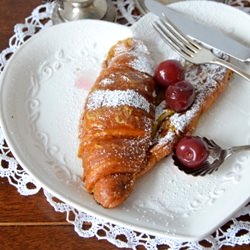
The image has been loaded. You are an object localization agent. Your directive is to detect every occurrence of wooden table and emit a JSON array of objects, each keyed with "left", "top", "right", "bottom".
[{"left": 0, "top": 1, "right": 249, "bottom": 249}]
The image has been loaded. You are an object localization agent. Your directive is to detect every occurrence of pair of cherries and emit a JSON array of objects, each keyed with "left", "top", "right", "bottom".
[
  {"left": 154, "top": 60, "right": 209, "bottom": 169},
  {"left": 154, "top": 60, "right": 195, "bottom": 112}
]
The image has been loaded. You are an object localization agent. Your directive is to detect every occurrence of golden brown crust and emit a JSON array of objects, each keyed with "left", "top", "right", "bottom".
[
  {"left": 93, "top": 173, "right": 134, "bottom": 208},
  {"left": 78, "top": 38, "right": 155, "bottom": 208}
]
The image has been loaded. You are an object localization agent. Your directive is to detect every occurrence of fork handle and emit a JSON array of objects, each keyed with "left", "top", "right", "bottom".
[
  {"left": 224, "top": 145, "right": 250, "bottom": 160},
  {"left": 213, "top": 58, "right": 250, "bottom": 82},
  {"left": 230, "top": 145, "right": 250, "bottom": 153}
]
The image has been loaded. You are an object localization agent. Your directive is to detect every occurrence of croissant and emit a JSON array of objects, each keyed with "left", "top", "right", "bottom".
[
  {"left": 78, "top": 38, "right": 156, "bottom": 208},
  {"left": 78, "top": 38, "right": 232, "bottom": 208}
]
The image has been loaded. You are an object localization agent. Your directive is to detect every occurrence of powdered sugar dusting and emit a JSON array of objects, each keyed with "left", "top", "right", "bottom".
[
  {"left": 155, "top": 62, "right": 229, "bottom": 145},
  {"left": 158, "top": 130, "right": 175, "bottom": 145},
  {"left": 129, "top": 40, "right": 155, "bottom": 75},
  {"left": 169, "top": 106, "right": 198, "bottom": 134},
  {"left": 86, "top": 89, "right": 150, "bottom": 113},
  {"left": 155, "top": 100, "right": 167, "bottom": 120},
  {"left": 129, "top": 56, "right": 154, "bottom": 77},
  {"left": 114, "top": 39, "right": 155, "bottom": 76},
  {"left": 100, "top": 78, "right": 115, "bottom": 86},
  {"left": 121, "top": 75, "right": 130, "bottom": 82}
]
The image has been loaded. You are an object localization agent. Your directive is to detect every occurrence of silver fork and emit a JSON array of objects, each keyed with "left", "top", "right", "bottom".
[
  {"left": 172, "top": 137, "right": 250, "bottom": 176},
  {"left": 153, "top": 18, "right": 250, "bottom": 82}
]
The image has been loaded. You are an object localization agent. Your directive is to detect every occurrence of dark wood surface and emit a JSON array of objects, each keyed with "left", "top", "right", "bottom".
[{"left": 0, "top": 1, "right": 249, "bottom": 249}]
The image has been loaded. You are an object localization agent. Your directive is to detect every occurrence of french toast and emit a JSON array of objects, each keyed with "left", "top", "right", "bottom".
[{"left": 78, "top": 38, "right": 232, "bottom": 208}]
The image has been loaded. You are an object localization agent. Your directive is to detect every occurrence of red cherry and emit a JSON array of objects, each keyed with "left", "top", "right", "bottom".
[
  {"left": 165, "top": 80, "right": 195, "bottom": 112},
  {"left": 154, "top": 60, "right": 185, "bottom": 87},
  {"left": 175, "top": 136, "right": 209, "bottom": 169}
]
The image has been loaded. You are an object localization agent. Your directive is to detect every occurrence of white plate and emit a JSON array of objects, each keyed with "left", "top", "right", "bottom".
[{"left": 1, "top": 1, "right": 250, "bottom": 241}]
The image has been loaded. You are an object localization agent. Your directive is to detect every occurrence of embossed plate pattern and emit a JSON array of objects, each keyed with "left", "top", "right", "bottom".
[{"left": 0, "top": 2, "right": 250, "bottom": 240}]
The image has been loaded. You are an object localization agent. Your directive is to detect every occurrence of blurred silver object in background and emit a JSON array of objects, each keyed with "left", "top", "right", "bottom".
[
  {"left": 135, "top": 0, "right": 182, "bottom": 14},
  {"left": 52, "top": 0, "right": 116, "bottom": 24},
  {"left": 135, "top": 0, "right": 229, "bottom": 15}
]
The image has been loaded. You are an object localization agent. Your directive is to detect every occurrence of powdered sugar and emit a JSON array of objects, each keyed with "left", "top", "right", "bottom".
[
  {"left": 158, "top": 130, "right": 175, "bottom": 145},
  {"left": 121, "top": 75, "right": 130, "bottom": 82},
  {"left": 169, "top": 106, "right": 198, "bottom": 134},
  {"left": 86, "top": 89, "right": 150, "bottom": 113},
  {"left": 155, "top": 62, "right": 228, "bottom": 146},
  {"left": 113, "top": 39, "right": 155, "bottom": 76},
  {"left": 155, "top": 100, "right": 167, "bottom": 120},
  {"left": 129, "top": 56, "right": 154, "bottom": 76},
  {"left": 100, "top": 78, "right": 115, "bottom": 86},
  {"left": 128, "top": 40, "right": 155, "bottom": 75}
]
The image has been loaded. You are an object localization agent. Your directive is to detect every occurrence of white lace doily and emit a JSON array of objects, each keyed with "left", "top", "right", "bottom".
[{"left": 0, "top": 1, "right": 250, "bottom": 249}]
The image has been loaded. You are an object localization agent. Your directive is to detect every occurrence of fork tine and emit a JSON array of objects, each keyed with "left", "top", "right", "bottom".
[
  {"left": 152, "top": 21, "right": 186, "bottom": 56},
  {"left": 153, "top": 20, "right": 194, "bottom": 58},
  {"left": 159, "top": 18, "right": 200, "bottom": 53}
]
